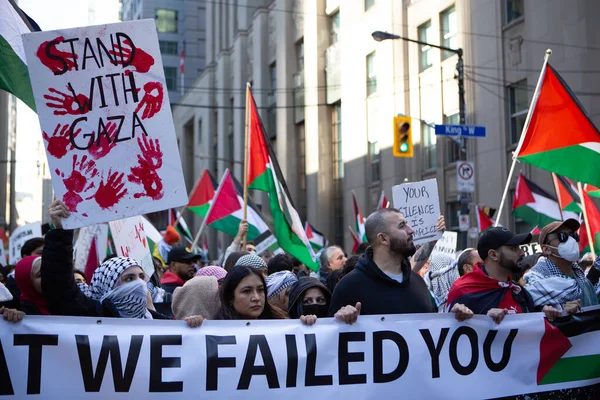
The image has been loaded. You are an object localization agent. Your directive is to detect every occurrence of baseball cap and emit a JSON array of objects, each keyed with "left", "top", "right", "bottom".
[
  {"left": 539, "top": 218, "right": 580, "bottom": 245},
  {"left": 167, "top": 246, "right": 199, "bottom": 264},
  {"left": 477, "top": 227, "right": 532, "bottom": 260}
]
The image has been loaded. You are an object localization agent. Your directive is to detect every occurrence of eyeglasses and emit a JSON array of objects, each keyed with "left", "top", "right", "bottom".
[{"left": 546, "top": 231, "right": 579, "bottom": 244}]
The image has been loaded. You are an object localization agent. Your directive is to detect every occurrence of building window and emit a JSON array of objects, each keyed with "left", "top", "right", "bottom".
[
  {"left": 268, "top": 63, "right": 277, "bottom": 139},
  {"left": 505, "top": 0, "right": 524, "bottom": 24},
  {"left": 332, "top": 104, "right": 343, "bottom": 180},
  {"left": 423, "top": 123, "right": 437, "bottom": 170},
  {"left": 508, "top": 80, "right": 528, "bottom": 145},
  {"left": 418, "top": 20, "right": 433, "bottom": 72},
  {"left": 369, "top": 141, "right": 380, "bottom": 182},
  {"left": 159, "top": 41, "right": 178, "bottom": 55},
  {"left": 155, "top": 9, "right": 178, "bottom": 33},
  {"left": 365, "top": 0, "right": 375, "bottom": 11},
  {"left": 440, "top": 6, "right": 457, "bottom": 59},
  {"left": 329, "top": 11, "right": 340, "bottom": 45},
  {"left": 164, "top": 66, "right": 177, "bottom": 91},
  {"left": 366, "top": 51, "right": 377, "bottom": 96},
  {"left": 445, "top": 113, "right": 461, "bottom": 164},
  {"left": 296, "top": 40, "right": 304, "bottom": 72},
  {"left": 447, "top": 202, "right": 467, "bottom": 250}
]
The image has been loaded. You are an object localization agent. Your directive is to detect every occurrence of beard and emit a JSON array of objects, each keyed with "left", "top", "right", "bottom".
[
  {"left": 498, "top": 251, "right": 522, "bottom": 274},
  {"left": 390, "top": 235, "right": 417, "bottom": 258}
]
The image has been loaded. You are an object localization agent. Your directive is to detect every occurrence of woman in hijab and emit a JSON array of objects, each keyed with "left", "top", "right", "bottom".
[
  {"left": 196, "top": 265, "right": 228, "bottom": 285},
  {"left": 172, "top": 276, "right": 221, "bottom": 320},
  {"left": 14, "top": 256, "right": 48, "bottom": 315},
  {"left": 42, "top": 200, "right": 203, "bottom": 326},
  {"left": 424, "top": 252, "right": 460, "bottom": 312}
]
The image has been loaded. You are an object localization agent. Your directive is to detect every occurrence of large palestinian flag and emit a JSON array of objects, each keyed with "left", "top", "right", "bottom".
[
  {"left": 188, "top": 169, "right": 218, "bottom": 218},
  {"left": 515, "top": 62, "right": 600, "bottom": 188},
  {"left": 552, "top": 173, "right": 581, "bottom": 213},
  {"left": 475, "top": 205, "right": 495, "bottom": 232},
  {"left": 246, "top": 87, "right": 318, "bottom": 270},
  {"left": 512, "top": 173, "right": 579, "bottom": 227},
  {"left": 204, "top": 169, "right": 270, "bottom": 241},
  {"left": 305, "top": 222, "right": 327, "bottom": 251},
  {"left": 0, "top": 0, "right": 38, "bottom": 110},
  {"left": 578, "top": 190, "right": 600, "bottom": 255},
  {"left": 585, "top": 184, "right": 600, "bottom": 199}
]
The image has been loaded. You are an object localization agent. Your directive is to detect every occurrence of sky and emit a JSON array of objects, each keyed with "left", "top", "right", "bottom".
[{"left": 14, "top": 0, "right": 120, "bottom": 223}]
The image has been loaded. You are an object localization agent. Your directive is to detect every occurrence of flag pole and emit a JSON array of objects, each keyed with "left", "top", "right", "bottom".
[
  {"left": 577, "top": 182, "right": 596, "bottom": 259},
  {"left": 495, "top": 49, "right": 553, "bottom": 226},
  {"left": 550, "top": 173, "right": 565, "bottom": 221},
  {"left": 242, "top": 83, "right": 251, "bottom": 249}
]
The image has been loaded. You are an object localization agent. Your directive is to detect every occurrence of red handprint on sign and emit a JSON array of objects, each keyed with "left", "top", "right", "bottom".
[
  {"left": 42, "top": 123, "right": 81, "bottom": 159},
  {"left": 55, "top": 154, "right": 98, "bottom": 212},
  {"left": 135, "top": 82, "right": 164, "bottom": 120},
  {"left": 127, "top": 137, "right": 164, "bottom": 200},
  {"left": 109, "top": 39, "right": 155, "bottom": 74},
  {"left": 88, "top": 122, "right": 118, "bottom": 160},
  {"left": 35, "top": 36, "right": 78, "bottom": 75},
  {"left": 91, "top": 169, "right": 128, "bottom": 210},
  {"left": 44, "top": 87, "right": 91, "bottom": 116}
]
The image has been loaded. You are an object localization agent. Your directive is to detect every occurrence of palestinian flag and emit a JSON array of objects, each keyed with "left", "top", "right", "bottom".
[
  {"left": 584, "top": 184, "right": 600, "bottom": 199},
  {"left": 377, "top": 191, "right": 390, "bottom": 209},
  {"left": 476, "top": 205, "right": 495, "bottom": 232},
  {"left": 352, "top": 191, "right": 367, "bottom": 242},
  {"left": 512, "top": 173, "right": 579, "bottom": 227},
  {"left": 349, "top": 226, "right": 361, "bottom": 254},
  {"left": 142, "top": 216, "right": 163, "bottom": 254},
  {"left": 0, "top": 0, "right": 38, "bottom": 110},
  {"left": 83, "top": 237, "right": 99, "bottom": 283},
  {"left": 515, "top": 62, "right": 600, "bottom": 188},
  {"left": 169, "top": 208, "right": 193, "bottom": 244},
  {"left": 188, "top": 169, "right": 218, "bottom": 218},
  {"left": 246, "top": 87, "right": 318, "bottom": 270},
  {"left": 578, "top": 190, "right": 600, "bottom": 255},
  {"left": 305, "top": 222, "right": 326, "bottom": 250},
  {"left": 530, "top": 226, "right": 541, "bottom": 235},
  {"left": 205, "top": 168, "right": 270, "bottom": 241},
  {"left": 552, "top": 173, "right": 581, "bottom": 213}
]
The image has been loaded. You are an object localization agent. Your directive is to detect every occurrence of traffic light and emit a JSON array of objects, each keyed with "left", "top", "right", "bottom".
[{"left": 393, "top": 116, "right": 413, "bottom": 158}]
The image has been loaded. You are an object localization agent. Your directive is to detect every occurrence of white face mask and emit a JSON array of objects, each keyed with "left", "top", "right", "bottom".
[{"left": 548, "top": 236, "right": 580, "bottom": 263}]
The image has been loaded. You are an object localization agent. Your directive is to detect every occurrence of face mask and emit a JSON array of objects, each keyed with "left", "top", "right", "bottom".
[
  {"left": 302, "top": 304, "right": 329, "bottom": 318},
  {"left": 548, "top": 236, "right": 580, "bottom": 263},
  {"left": 101, "top": 279, "right": 149, "bottom": 319}
]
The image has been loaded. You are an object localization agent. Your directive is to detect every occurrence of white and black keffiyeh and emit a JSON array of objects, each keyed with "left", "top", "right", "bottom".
[
  {"left": 425, "top": 253, "right": 459, "bottom": 311},
  {"left": 101, "top": 279, "right": 152, "bottom": 319},
  {"left": 235, "top": 254, "right": 267, "bottom": 269},
  {"left": 266, "top": 271, "right": 298, "bottom": 298},
  {"left": 89, "top": 257, "right": 140, "bottom": 301}
]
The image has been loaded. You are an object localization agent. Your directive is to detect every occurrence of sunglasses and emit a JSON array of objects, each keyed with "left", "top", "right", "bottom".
[{"left": 545, "top": 231, "right": 579, "bottom": 244}]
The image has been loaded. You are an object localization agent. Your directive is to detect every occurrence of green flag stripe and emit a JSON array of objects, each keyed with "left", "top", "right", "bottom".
[
  {"left": 539, "top": 355, "right": 600, "bottom": 385},
  {"left": 188, "top": 204, "right": 210, "bottom": 217},
  {"left": 513, "top": 206, "right": 559, "bottom": 228},
  {"left": 248, "top": 169, "right": 271, "bottom": 192},
  {"left": 210, "top": 215, "right": 263, "bottom": 240},
  {"left": 0, "top": 35, "right": 35, "bottom": 111}
]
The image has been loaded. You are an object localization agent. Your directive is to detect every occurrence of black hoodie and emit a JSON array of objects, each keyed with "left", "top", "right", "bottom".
[
  {"left": 328, "top": 248, "right": 436, "bottom": 316},
  {"left": 288, "top": 277, "right": 332, "bottom": 319}
]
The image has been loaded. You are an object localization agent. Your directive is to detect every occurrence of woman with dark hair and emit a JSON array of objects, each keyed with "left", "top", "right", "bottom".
[
  {"left": 216, "top": 266, "right": 286, "bottom": 320},
  {"left": 223, "top": 251, "right": 250, "bottom": 273}
]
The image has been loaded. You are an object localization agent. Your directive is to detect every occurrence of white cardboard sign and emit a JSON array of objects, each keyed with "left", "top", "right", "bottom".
[
  {"left": 8, "top": 222, "right": 42, "bottom": 264},
  {"left": 520, "top": 242, "right": 542, "bottom": 257},
  {"left": 431, "top": 231, "right": 458, "bottom": 258},
  {"left": 0, "top": 240, "right": 7, "bottom": 266},
  {"left": 22, "top": 20, "right": 187, "bottom": 229},
  {"left": 109, "top": 216, "right": 154, "bottom": 277},
  {"left": 74, "top": 224, "right": 109, "bottom": 272},
  {"left": 392, "top": 178, "right": 442, "bottom": 245}
]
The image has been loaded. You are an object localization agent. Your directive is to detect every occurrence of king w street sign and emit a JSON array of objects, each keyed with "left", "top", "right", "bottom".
[{"left": 435, "top": 124, "right": 486, "bottom": 138}]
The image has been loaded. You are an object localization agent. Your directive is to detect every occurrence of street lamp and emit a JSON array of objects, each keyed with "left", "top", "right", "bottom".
[{"left": 371, "top": 31, "right": 465, "bottom": 126}]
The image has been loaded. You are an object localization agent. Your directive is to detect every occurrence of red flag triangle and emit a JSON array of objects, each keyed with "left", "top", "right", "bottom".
[
  {"left": 84, "top": 236, "right": 99, "bottom": 283},
  {"left": 513, "top": 174, "right": 536, "bottom": 210},
  {"left": 205, "top": 170, "right": 242, "bottom": 225},
  {"left": 188, "top": 169, "right": 216, "bottom": 208}
]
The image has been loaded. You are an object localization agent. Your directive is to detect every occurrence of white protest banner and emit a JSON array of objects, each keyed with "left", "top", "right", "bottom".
[
  {"left": 22, "top": 20, "right": 187, "bottom": 229},
  {"left": 431, "top": 231, "right": 457, "bottom": 258},
  {"left": 74, "top": 224, "right": 109, "bottom": 271},
  {"left": 1, "top": 312, "right": 599, "bottom": 399},
  {"left": 0, "top": 240, "right": 6, "bottom": 266},
  {"left": 8, "top": 222, "right": 42, "bottom": 264},
  {"left": 392, "top": 178, "right": 442, "bottom": 245},
  {"left": 520, "top": 242, "right": 542, "bottom": 257},
  {"left": 109, "top": 216, "right": 153, "bottom": 277}
]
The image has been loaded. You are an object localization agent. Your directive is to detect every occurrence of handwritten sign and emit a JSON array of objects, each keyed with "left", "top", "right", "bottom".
[
  {"left": 0, "top": 240, "right": 6, "bottom": 266},
  {"left": 109, "top": 216, "right": 154, "bottom": 277},
  {"left": 74, "top": 224, "right": 109, "bottom": 272},
  {"left": 431, "top": 231, "right": 458, "bottom": 258},
  {"left": 392, "top": 178, "right": 442, "bottom": 245},
  {"left": 22, "top": 20, "right": 187, "bottom": 229},
  {"left": 8, "top": 222, "right": 42, "bottom": 264}
]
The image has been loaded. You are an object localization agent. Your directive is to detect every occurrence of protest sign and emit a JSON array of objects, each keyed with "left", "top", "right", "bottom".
[
  {"left": 0, "top": 239, "right": 6, "bottom": 266},
  {"left": 109, "top": 216, "right": 153, "bottom": 277},
  {"left": 392, "top": 178, "right": 442, "bottom": 245},
  {"left": 22, "top": 20, "right": 188, "bottom": 229},
  {"left": 520, "top": 242, "right": 542, "bottom": 257},
  {"left": 430, "top": 231, "right": 458, "bottom": 259},
  {"left": 1, "top": 312, "right": 599, "bottom": 399},
  {"left": 8, "top": 222, "right": 42, "bottom": 264},
  {"left": 74, "top": 224, "right": 109, "bottom": 272}
]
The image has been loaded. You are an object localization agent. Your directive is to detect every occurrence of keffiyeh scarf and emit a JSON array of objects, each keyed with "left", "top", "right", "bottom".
[
  {"left": 266, "top": 271, "right": 298, "bottom": 298},
  {"left": 424, "top": 253, "right": 460, "bottom": 310}
]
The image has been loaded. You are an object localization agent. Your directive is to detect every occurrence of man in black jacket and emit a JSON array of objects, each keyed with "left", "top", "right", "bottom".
[{"left": 329, "top": 208, "right": 472, "bottom": 319}]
